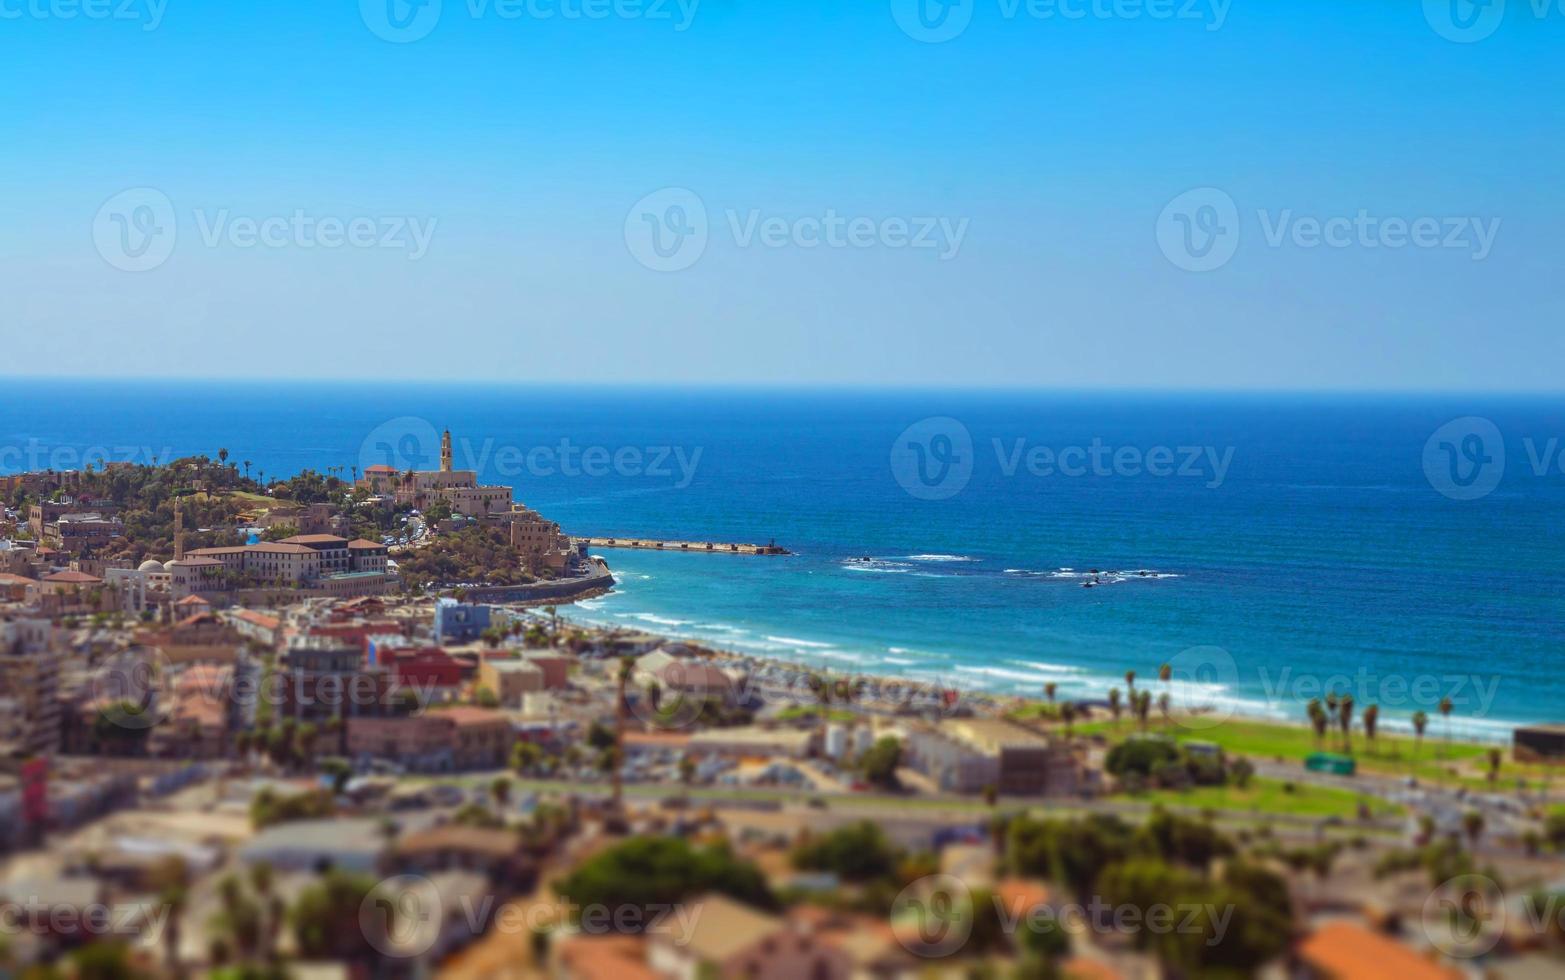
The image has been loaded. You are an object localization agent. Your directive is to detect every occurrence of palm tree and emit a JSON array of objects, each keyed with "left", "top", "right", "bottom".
[
  {"left": 1060, "top": 702, "right": 1077, "bottom": 742},
  {"left": 218, "top": 448, "right": 229, "bottom": 466},
  {"left": 1338, "top": 694, "right": 1355, "bottom": 754},
  {"left": 151, "top": 857, "right": 190, "bottom": 978},
  {"left": 810, "top": 671, "right": 834, "bottom": 744},
  {"left": 1108, "top": 688, "right": 1123, "bottom": 726},
  {"left": 1362, "top": 704, "right": 1379, "bottom": 753},
  {"left": 1043, "top": 682, "right": 1057, "bottom": 707},
  {"left": 1134, "top": 690, "right": 1152, "bottom": 733},
  {"left": 1439, "top": 697, "right": 1454, "bottom": 756},
  {"left": 678, "top": 755, "right": 696, "bottom": 805},
  {"left": 1486, "top": 748, "right": 1502, "bottom": 786},
  {"left": 491, "top": 776, "right": 513, "bottom": 812},
  {"left": 1157, "top": 692, "right": 1171, "bottom": 729},
  {"left": 248, "top": 861, "right": 278, "bottom": 959},
  {"left": 613, "top": 656, "right": 633, "bottom": 814},
  {"left": 242, "top": 460, "right": 251, "bottom": 480},
  {"left": 1307, "top": 699, "right": 1328, "bottom": 748},
  {"left": 1411, "top": 710, "right": 1429, "bottom": 762},
  {"left": 1125, "top": 670, "right": 1136, "bottom": 698},
  {"left": 1462, "top": 810, "right": 1485, "bottom": 849}
]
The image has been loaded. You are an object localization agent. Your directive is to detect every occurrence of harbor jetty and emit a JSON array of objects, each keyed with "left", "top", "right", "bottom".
[{"left": 578, "top": 536, "right": 791, "bottom": 556}]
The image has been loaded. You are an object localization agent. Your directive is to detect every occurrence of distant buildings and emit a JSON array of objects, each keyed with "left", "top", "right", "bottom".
[
  {"left": 167, "top": 533, "right": 391, "bottom": 601},
  {"left": 358, "top": 428, "right": 511, "bottom": 518},
  {"left": 28, "top": 500, "right": 124, "bottom": 554},
  {"left": 358, "top": 428, "right": 579, "bottom": 575}
]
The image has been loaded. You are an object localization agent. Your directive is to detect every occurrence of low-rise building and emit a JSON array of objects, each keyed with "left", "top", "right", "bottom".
[
  {"left": 168, "top": 534, "right": 392, "bottom": 601},
  {"left": 688, "top": 726, "right": 815, "bottom": 759},
  {"left": 479, "top": 658, "right": 545, "bottom": 707},
  {"left": 346, "top": 707, "right": 511, "bottom": 772},
  {"left": 0, "top": 616, "right": 60, "bottom": 758},
  {"left": 907, "top": 718, "right": 1076, "bottom": 796},
  {"left": 434, "top": 598, "right": 491, "bottom": 644},
  {"left": 240, "top": 817, "right": 388, "bottom": 874},
  {"left": 647, "top": 893, "right": 851, "bottom": 980}
]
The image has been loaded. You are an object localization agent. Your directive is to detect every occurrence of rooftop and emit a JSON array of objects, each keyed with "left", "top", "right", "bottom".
[
  {"left": 662, "top": 894, "right": 782, "bottom": 960},
  {"left": 1296, "top": 922, "right": 1462, "bottom": 980},
  {"left": 42, "top": 570, "right": 102, "bottom": 584}
]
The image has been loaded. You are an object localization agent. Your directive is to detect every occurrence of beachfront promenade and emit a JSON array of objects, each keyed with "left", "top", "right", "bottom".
[{"left": 577, "top": 536, "right": 791, "bottom": 555}]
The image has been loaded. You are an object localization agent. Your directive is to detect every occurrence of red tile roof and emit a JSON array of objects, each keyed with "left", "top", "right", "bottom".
[
  {"left": 43, "top": 570, "right": 102, "bottom": 584},
  {"left": 1297, "top": 922, "right": 1463, "bottom": 980},
  {"left": 233, "top": 610, "right": 281, "bottom": 631}
]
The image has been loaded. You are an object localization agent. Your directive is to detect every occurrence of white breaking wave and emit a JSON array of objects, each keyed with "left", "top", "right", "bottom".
[
  {"left": 630, "top": 613, "right": 692, "bottom": 627},
  {"left": 907, "top": 554, "right": 977, "bottom": 562},
  {"left": 1007, "top": 660, "right": 1086, "bottom": 675},
  {"left": 764, "top": 635, "right": 835, "bottom": 650}
]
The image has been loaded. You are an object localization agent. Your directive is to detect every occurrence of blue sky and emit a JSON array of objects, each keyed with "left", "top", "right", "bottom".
[{"left": 0, "top": 1, "right": 1560, "bottom": 388}]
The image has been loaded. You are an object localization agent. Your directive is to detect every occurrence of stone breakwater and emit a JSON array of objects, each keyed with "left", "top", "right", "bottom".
[
  {"left": 576, "top": 536, "right": 790, "bottom": 555},
  {"left": 456, "top": 558, "right": 616, "bottom": 605}
]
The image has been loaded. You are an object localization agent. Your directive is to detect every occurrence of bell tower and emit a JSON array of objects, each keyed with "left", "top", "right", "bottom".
[{"left": 440, "top": 428, "right": 453, "bottom": 473}]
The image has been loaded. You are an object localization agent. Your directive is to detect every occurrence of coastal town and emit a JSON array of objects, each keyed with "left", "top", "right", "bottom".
[{"left": 1, "top": 439, "right": 1563, "bottom": 980}]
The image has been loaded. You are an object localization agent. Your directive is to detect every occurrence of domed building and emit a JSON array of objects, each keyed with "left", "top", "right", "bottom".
[{"left": 137, "top": 559, "right": 166, "bottom": 574}]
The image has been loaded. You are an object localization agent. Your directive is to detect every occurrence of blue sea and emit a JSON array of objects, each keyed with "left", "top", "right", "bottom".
[{"left": 3, "top": 381, "right": 1562, "bottom": 740}]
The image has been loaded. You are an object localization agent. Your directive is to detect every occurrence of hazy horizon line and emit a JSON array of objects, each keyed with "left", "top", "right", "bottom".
[{"left": 0, "top": 374, "right": 1561, "bottom": 399}]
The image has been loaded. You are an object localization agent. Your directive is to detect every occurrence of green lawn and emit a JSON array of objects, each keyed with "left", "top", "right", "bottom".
[
  {"left": 1115, "top": 777, "right": 1403, "bottom": 821},
  {"left": 1073, "top": 718, "right": 1530, "bottom": 790},
  {"left": 774, "top": 705, "right": 858, "bottom": 724}
]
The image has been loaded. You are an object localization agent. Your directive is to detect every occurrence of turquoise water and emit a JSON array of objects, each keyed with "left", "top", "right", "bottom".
[{"left": 4, "top": 381, "right": 1561, "bottom": 738}]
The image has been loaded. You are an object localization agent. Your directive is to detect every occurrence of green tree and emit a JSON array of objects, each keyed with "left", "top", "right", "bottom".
[
  {"left": 555, "top": 837, "right": 773, "bottom": 927},
  {"left": 859, "top": 736, "right": 902, "bottom": 789},
  {"left": 792, "top": 821, "right": 901, "bottom": 883},
  {"left": 291, "top": 871, "right": 384, "bottom": 963}
]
